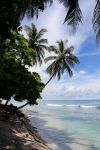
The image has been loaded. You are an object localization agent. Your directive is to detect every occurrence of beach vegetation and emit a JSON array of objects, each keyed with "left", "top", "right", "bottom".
[
  {"left": 45, "top": 40, "right": 79, "bottom": 85},
  {"left": 25, "top": 23, "right": 48, "bottom": 65},
  {"left": 0, "top": 0, "right": 82, "bottom": 110},
  {"left": 0, "top": 31, "right": 44, "bottom": 109},
  {"left": 0, "top": 1, "right": 100, "bottom": 44}
]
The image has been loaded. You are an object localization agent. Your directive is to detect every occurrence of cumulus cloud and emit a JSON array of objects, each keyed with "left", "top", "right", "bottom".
[
  {"left": 42, "top": 70, "right": 100, "bottom": 100},
  {"left": 22, "top": 0, "right": 99, "bottom": 100},
  {"left": 33, "top": 0, "right": 95, "bottom": 52}
]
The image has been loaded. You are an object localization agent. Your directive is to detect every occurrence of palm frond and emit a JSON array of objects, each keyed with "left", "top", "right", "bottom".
[
  {"left": 25, "top": 0, "right": 53, "bottom": 18},
  {"left": 25, "top": 24, "right": 37, "bottom": 38},
  {"left": 25, "top": 23, "right": 48, "bottom": 66},
  {"left": 46, "top": 61, "right": 57, "bottom": 76},
  {"left": 63, "top": 60, "right": 73, "bottom": 77},
  {"left": 38, "top": 44, "right": 48, "bottom": 50},
  {"left": 38, "top": 39, "right": 48, "bottom": 44},
  {"left": 48, "top": 45, "right": 59, "bottom": 54},
  {"left": 35, "top": 29, "right": 47, "bottom": 41},
  {"left": 56, "top": 40, "right": 65, "bottom": 53},
  {"left": 60, "top": 0, "right": 82, "bottom": 32},
  {"left": 64, "top": 46, "right": 74, "bottom": 55},
  {"left": 93, "top": 0, "right": 100, "bottom": 44},
  {"left": 66, "top": 54, "right": 80, "bottom": 67},
  {"left": 45, "top": 56, "right": 57, "bottom": 63}
]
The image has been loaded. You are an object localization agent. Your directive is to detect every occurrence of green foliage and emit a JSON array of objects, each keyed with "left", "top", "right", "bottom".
[
  {"left": 25, "top": 23, "right": 48, "bottom": 65},
  {"left": 59, "top": 0, "right": 100, "bottom": 43},
  {"left": 2, "top": 32, "right": 36, "bottom": 66},
  {"left": 0, "top": 31, "right": 44, "bottom": 106},
  {"left": 0, "top": 0, "right": 100, "bottom": 44},
  {"left": 0, "top": 0, "right": 52, "bottom": 41},
  {"left": 0, "top": 1, "right": 80, "bottom": 108},
  {"left": 0, "top": 53, "right": 44, "bottom": 105},
  {"left": 45, "top": 40, "right": 79, "bottom": 81}
]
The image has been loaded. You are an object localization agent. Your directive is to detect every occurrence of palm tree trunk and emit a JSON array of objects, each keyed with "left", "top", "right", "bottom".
[
  {"left": 17, "top": 102, "right": 29, "bottom": 110},
  {"left": 5, "top": 99, "right": 10, "bottom": 105},
  {"left": 45, "top": 74, "right": 55, "bottom": 86}
]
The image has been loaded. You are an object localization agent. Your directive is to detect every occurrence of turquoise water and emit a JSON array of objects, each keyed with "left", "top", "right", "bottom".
[{"left": 24, "top": 100, "right": 100, "bottom": 150}]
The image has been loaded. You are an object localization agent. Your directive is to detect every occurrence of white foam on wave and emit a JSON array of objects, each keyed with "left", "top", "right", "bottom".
[
  {"left": 66, "top": 105, "right": 79, "bottom": 107},
  {"left": 47, "top": 104, "right": 100, "bottom": 109},
  {"left": 80, "top": 105, "right": 97, "bottom": 108},
  {"left": 47, "top": 104, "right": 63, "bottom": 107}
]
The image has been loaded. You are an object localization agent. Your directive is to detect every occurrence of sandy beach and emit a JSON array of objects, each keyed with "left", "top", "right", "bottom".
[{"left": 0, "top": 104, "right": 52, "bottom": 150}]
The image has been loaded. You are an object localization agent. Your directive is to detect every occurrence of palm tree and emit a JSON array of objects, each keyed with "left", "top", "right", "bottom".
[
  {"left": 59, "top": 0, "right": 100, "bottom": 43},
  {"left": 25, "top": 0, "right": 53, "bottom": 18},
  {"left": 25, "top": 0, "right": 100, "bottom": 43},
  {"left": 25, "top": 23, "right": 48, "bottom": 65},
  {"left": 45, "top": 40, "right": 79, "bottom": 86}
]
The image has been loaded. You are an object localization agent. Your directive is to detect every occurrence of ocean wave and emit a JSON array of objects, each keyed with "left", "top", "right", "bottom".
[
  {"left": 47, "top": 104, "right": 63, "bottom": 107},
  {"left": 66, "top": 105, "right": 79, "bottom": 107},
  {"left": 47, "top": 104, "right": 100, "bottom": 109},
  {"left": 80, "top": 105, "right": 96, "bottom": 108}
]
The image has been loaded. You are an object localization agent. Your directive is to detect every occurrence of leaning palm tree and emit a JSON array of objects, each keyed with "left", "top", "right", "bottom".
[
  {"left": 25, "top": 23, "right": 48, "bottom": 65},
  {"left": 45, "top": 40, "right": 79, "bottom": 86}
]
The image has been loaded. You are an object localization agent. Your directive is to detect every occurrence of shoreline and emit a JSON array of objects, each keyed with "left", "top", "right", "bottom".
[{"left": 0, "top": 104, "right": 52, "bottom": 150}]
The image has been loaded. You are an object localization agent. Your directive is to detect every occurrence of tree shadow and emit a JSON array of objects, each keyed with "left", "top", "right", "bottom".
[
  {"left": 29, "top": 116, "right": 72, "bottom": 150},
  {"left": 0, "top": 105, "right": 51, "bottom": 150},
  {"left": 29, "top": 115, "right": 100, "bottom": 150}
]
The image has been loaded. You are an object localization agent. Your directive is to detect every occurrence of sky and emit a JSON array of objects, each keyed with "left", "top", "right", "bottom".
[{"left": 22, "top": 0, "right": 100, "bottom": 100}]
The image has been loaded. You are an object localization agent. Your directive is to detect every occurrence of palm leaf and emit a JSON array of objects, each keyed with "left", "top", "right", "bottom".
[
  {"left": 56, "top": 40, "right": 65, "bottom": 53},
  {"left": 63, "top": 60, "right": 73, "bottom": 77},
  {"left": 35, "top": 29, "right": 47, "bottom": 41},
  {"left": 25, "top": 0, "right": 53, "bottom": 18},
  {"left": 38, "top": 39, "right": 48, "bottom": 44},
  {"left": 66, "top": 54, "right": 80, "bottom": 67},
  {"left": 48, "top": 45, "right": 59, "bottom": 54},
  {"left": 64, "top": 46, "right": 74, "bottom": 55},
  {"left": 93, "top": 0, "right": 100, "bottom": 44},
  {"left": 46, "top": 61, "right": 57, "bottom": 76},
  {"left": 59, "top": 0, "right": 82, "bottom": 32},
  {"left": 25, "top": 23, "right": 48, "bottom": 66},
  {"left": 25, "top": 24, "right": 37, "bottom": 38},
  {"left": 45, "top": 56, "right": 57, "bottom": 63}
]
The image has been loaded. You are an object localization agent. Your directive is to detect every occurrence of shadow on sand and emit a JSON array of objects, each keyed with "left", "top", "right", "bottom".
[{"left": 29, "top": 115, "right": 100, "bottom": 150}]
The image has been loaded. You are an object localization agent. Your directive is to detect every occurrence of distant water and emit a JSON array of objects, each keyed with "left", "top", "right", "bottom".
[{"left": 24, "top": 100, "right": 100, "bottom": 150}]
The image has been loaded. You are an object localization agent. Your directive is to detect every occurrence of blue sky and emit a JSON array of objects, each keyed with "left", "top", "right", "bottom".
[{"left": 22, "top": 0, "right": 100, "bottom": 100}]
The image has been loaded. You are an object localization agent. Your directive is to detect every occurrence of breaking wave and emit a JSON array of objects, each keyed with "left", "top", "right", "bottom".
[{"left": 47, "top": 104, "right": 100, "bottom": 109}]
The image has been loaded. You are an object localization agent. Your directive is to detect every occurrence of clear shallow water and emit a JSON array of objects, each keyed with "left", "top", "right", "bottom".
[{"left": 24, "top": 100, "right": 100, "bottom": 150}]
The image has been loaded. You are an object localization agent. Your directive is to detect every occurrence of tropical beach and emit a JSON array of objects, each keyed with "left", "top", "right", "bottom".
[
  {"left": 0, "top": 104, "right": 52, "bottom": 150},
  {"left": 24, "top": 99, "right": 100, "bottom": 150},
  {"left": 0, "top": 0, "right": 100, "bottom": 150},
  {"left": 1, "top": 99, "right": 100, "bottom": 150}
]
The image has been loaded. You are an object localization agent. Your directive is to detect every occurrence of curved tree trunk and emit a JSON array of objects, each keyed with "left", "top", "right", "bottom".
[
  {"left": 17, "top": 102, "right": 29, "bottom": 110},
  {"left": 5, "top": 99, "right": 10, "bottom": 105},
  {"left": 45, "top": 74, "right": 55, "bottom": 86}
]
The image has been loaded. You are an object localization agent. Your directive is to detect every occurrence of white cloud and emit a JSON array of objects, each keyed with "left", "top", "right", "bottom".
[
  {"left": 33, "top": 0, "right": 96, "bottom": 53},
  {"left": 22, "top": 0, "right": 100, "bottom": 100},
  {"left": 22, "top": 0, "right": 96, "bottom": 51},
  {"left": 42, "top": 70, "right": 100, "bottom": 100}
]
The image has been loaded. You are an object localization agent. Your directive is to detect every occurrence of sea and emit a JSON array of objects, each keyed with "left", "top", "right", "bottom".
[{"left": 23, "top": 100, "right": 100, "bottom": 150}]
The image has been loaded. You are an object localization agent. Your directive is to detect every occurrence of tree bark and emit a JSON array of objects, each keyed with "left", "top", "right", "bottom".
[
  {"left": 45, "top": 74, "right": 55, "bottom": 86},
  {"left": 17, "top": 102, "right": 29, "bottom": 110}
]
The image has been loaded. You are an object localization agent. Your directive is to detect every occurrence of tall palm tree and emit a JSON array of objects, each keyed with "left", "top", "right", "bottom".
[
  {"left": 45, "top": 40, "right": 79, "bottom": 86},
  {"left": 59, "top": 0, "right": 100, "bottom": 43},
  {"left": 25, "top": 23, "right": 48, "bottom": 65}
]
